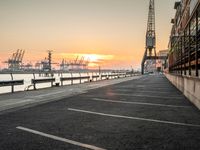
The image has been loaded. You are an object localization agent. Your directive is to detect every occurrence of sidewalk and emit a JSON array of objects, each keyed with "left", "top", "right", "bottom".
[{"left": 0, "top": 76, "right": 141, "bottom": 114}]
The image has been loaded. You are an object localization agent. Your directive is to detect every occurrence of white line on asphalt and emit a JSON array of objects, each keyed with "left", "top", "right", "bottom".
[
  {"left": 135, "top": 87, "right": 175, "bottom": 90},
  {"left": 68, "top": 108, "right": 200, "bottom": 128},
  {"left": 139, "top": 90, "right": 180, "bottom": 94},
  {"left": 16, "top": 126, "right": 106, "bottom": 150},
  {"left": 91, "top": 98, "right": 191, "bottom": 108},
  {"left": 115, "top": 90, "right": 179, "bottom": 94},
  {"left": 113, "top": 93, "right": 183, "bottom": 99},
  {"left": 88, "top": 84, "right": 100, "bottom": 87},
  {"left": 0, "top": 99, "right": 34, "bottom": 108},
  {"left": 32, "top": 91, "right": 67, "bottom": 98}
]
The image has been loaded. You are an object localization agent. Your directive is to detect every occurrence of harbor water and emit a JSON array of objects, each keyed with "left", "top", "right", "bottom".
[{"left": 0, "top": 72, "right": 107, "bottom": 94}]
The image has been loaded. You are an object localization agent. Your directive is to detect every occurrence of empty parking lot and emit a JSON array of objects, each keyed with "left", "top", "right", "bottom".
[{"left": 0, "top": 75, "right": 200, "bottom": 150}]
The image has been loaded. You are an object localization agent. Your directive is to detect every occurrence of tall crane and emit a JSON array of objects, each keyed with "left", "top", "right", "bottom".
[
  {"left": 79, "top": 56, "right": 84, "bottom": 65},
  {"left": 74, "top": 56, "right": 79, "bottom": 64},
  {"left": 3, "top": 49, "right": 25, "bottom": 70},
  {"left": 141, "top": 0, "right": 157, "bottom": 74}
]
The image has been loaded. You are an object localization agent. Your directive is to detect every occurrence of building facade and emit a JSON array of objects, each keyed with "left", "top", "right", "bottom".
[{"left": 168, "top": 0, "right": 200, "bottom": 77}]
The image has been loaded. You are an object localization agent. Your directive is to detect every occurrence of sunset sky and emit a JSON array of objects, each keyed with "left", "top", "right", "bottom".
[{"left": 0, "top": 0, "right": 176, "bottom": 70}]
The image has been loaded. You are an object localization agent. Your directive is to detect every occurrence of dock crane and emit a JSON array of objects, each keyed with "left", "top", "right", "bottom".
[
  {"left": 3, "top": 49, "right": 25, "bottom": 70},
  {"left": 141, "top": 0, "right": 156, "bottom": 74},
  {"left": 79, "top": 56, "right": 84, "bottom": 65},
  {"left": 74, "top": 56, "right": 79, "bottom": 64},
  {"left": 141, "top": 0, "right": 167, "bottom": 74}
]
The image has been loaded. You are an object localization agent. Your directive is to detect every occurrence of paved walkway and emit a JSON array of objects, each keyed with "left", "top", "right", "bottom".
[
  {"left": 0, "top": 75, "right": 200, "bottom": 150},
  {"left": 0, "top": 76, "right": 140, "bottom": 114}
]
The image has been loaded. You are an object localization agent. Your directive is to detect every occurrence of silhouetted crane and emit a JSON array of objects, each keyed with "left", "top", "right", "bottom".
[{"left": 141, "top": 0, "right": 156, "bottom": 74}]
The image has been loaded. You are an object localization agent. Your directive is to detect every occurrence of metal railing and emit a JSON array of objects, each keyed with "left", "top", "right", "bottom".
[
  {"left": 168, "top": 5, "right": 200, "bottom": 77},
  {"left": 0, "top": 73, "right": 24, "bottom": 93},
  {"left": 0, "top": 72, "right": 135, "bottom": 93}
]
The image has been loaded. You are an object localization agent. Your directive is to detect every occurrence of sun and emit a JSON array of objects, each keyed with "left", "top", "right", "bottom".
[
  {"left": 83, "top": 54, "right": 101, "bottom": 62},
  {"left": 58, "top": 53, "right": 114, "bottom": 68}
]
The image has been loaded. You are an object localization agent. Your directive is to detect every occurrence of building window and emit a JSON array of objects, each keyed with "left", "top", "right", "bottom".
[
  {"left": 197, "top": 5, "right": 200, "bottom": 41},
  {"left": 190, "top": 14, "right": 196, "bottom": 55}
]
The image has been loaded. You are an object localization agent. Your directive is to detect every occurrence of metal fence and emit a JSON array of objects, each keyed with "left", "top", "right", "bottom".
[
  {"left": 168, "top": 4, "right": 200, "bottom": 77},
  {"left": 0, "top": 71, "right": 135, "bottom": 93}
]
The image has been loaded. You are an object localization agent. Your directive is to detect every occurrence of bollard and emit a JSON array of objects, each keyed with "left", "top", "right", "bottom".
[
  {"left": 55, "top": 82, "right": 60, "bottom": 87},
  {"left": 87, "top": 72, "right": 90, "bottom": 82},
  {"left": 70, "top": 73, "right": 73, "bottom": 85},
  {"left": 33, "top": 73, "right": 36, "bottom": 90},
  {"left": 96, "top": 72, "right": 98, "bottom": 81},
  {"left": 61, "top": 73, "right": 63, "bottom": 86},
  {"left": 61, "top": 79, "right": 63, "bottom": 86},
  {"left": 51, "top": 80, "right": 53, "bottom": 87},
  {"left": 79, "top": 72, "right": 81, "bottom": 84},
  {"left": 10, "top": 73, "right": 14, "bottom": 93}
]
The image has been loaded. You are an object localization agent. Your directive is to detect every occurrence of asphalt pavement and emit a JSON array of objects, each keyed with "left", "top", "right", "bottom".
[{"left": 0, "top": 75, "right": 200, "bottom": 150}]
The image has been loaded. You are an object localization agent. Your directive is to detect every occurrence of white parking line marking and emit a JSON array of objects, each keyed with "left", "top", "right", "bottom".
[
  {"left": 16, "top": 126, "right": 106, "bottom": 150},
  {"left": 32, "top": 91, "right": 67, "bottom": 98},
  {"left": 115, "top": 90, "right": 180, "bottom": 94},
  {"left": 113, "top": 93, "right": 183, "bottom": 99},
  {"left": 0, "top": 99, "right": 34, "bottom": 108},
  {"left": 91, "top": 98, "right": 190, "bottom": 108},
  {"left": 137, "top": 91, "right": 181, "bottom": 95},
  {"left": 68, "top": 108, "right": 200, "bottom": 128},
  {"left": 88, "top": 84, "right": 100, "bottom": 87},
  {"left": 122, "top": 87, "right": 176, "bottom": 90}
]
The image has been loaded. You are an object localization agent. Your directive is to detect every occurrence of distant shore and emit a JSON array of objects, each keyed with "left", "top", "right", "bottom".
[{"left": 0, "top": 69, "right": 129, "bottom": 74}]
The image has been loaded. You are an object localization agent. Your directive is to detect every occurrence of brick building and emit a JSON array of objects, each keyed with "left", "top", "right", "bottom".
[{"left": 168, "top": 0, "right": 200, "bottom": 77}]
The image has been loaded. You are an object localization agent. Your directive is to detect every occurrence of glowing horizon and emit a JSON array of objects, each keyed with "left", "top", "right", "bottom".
[
  {"left": 0, "top": 0, "right": 176, "bottom": 70},
  {"left": 59, "top": 53, "right": 115, "bottom": 68}
]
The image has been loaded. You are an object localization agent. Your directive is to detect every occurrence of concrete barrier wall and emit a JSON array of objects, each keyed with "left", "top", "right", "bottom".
[{"left": 165, "top": 73, "right": 200, "bottom": 110}]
